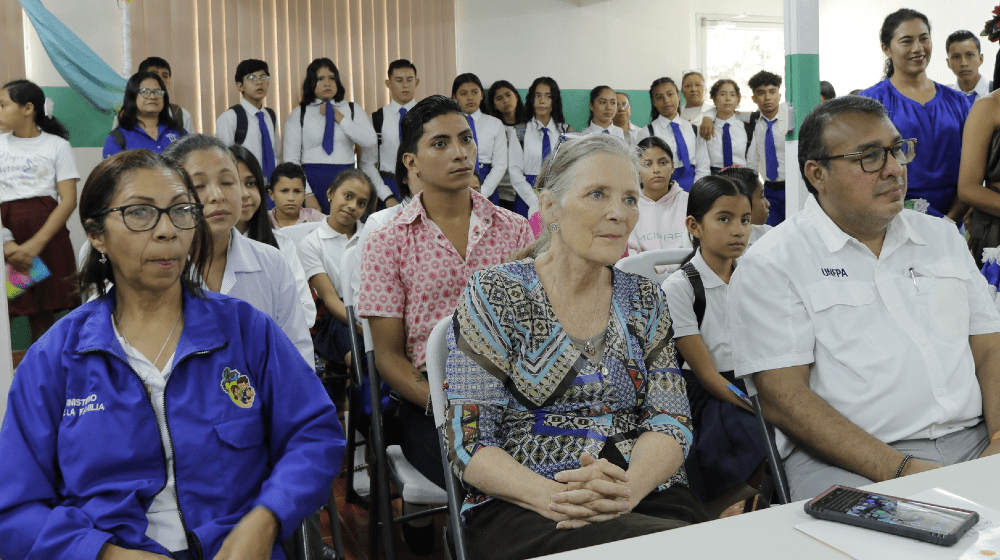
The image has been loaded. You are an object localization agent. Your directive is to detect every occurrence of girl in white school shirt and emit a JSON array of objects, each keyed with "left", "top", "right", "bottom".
[
  {"left": 661, "top": 175, "right": 765, "bottom": 505},
  {"left": 486, "top": 80, "right": 528, "bottom": 216},
  {"left": 508, "top": 77, "right": 575, "bottom": 218},
  {"left": 583, "top": 85, "right": 626, "bottom": 140},
  {"left": 452, "top": 73, "right": 508, "bottom": 204},
  {"left": 636, "top": 77, "right": 710, "bottom": 191},
  {"left": 283, "top": 58, "right": 377, "bottom": 215},
  {"left": 706, "top": 79, "right": 751, "bottom": 173}
]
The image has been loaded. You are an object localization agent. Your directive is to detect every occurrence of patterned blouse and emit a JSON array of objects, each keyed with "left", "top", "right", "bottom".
[{"left": 445, "top": 259, "right": 693, "bottom": 515}]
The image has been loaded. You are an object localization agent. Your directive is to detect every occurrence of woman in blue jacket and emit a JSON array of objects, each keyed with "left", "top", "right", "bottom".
[{"left": 0, "top": 149, "right": 345, "bottom": 560}]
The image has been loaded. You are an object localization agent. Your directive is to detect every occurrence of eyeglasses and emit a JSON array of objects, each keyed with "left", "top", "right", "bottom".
[
  {"left": 244, "top": 74, "right": 271, "bottom": 83},
  {"left": 138, "top": 88, "right": 166, "bottom": 99},
  {"left": 813, "top": 138, "right": 917, "bottom": 173},
  {"left": 96, "top": 202, "right": 203, "bottom": 232},
  {"left": 618, "top": 101, "right": 630, "bottom": 109}
]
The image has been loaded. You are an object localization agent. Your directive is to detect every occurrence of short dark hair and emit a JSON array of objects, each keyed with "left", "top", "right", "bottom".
[
  {"left": 486, "top": 80, "right": 525, "bottom": 124},
  {"left": 118, "top": 72, "right": 181, "bottom": 132},
  {"left": 716, "top": 166, "right": 761, "bottom": 196},
  {"left": 797, "top": 96, "right": 893, "bottom": 195},
  {"left": 946, "top": 29, "right": 981, "bottom": 53},
  {"left": 299, "top": 58, "right": 346, "bottom": 111},
  {"left": 879, "top": 9, "right": 931, "bottom": 79},
  {"left": 269, "top": 162, "right": 307, "bottom": 190},
  {"left": 820, "top": 81, "right": 837, "bottom": 101},
  {"left": 138, "top": 57, "right": 171, "bottom": 74},
  {"left": 637, "top": 135, "right": 674, "bottom": 162},
  {"left": 229, "top": 146, "right": 277, "bottom": 250},
  {"left": 388, "top": 59, "right": 417, "bottom": 79},
  {"left": 235, "top": 59, "right": 269, "bottom": 83},
  {"left": 79, "top": 150, "right": 211, "bottom": 298},
  {"left": 648, "top": 77, "right": 678, "bottom": 122},
  {"left": 525, "top": 77, "right": 567, "bottom": 125},
  {"left": 748, "top": 71, "right": 782, "bottom": 91},
  {"left": 396, "top": 95, "right": 466, "bottom": 199}
]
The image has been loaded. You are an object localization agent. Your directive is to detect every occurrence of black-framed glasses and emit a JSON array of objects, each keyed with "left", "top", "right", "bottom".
[
  {"left": 244, "top": 74, "right": 271, "bottom": 83},
  {"left": 138, "top": 88, "right": 166, "bottom": 99},
  {"left": 97, "top": 202, "right": 203, "bottom": 232},
  {"left": 814, "top": 138, "right": 917, "bottom": 173}
]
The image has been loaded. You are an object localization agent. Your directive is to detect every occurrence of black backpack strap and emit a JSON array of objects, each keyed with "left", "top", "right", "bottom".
[
  {"left": 111, "top": 127, "right": 126, "bottom": 151},
  {"left": 230, "top": 104, "right": 248, "bottom": 145},
  {"left": 681, "top": 262, "right": 707, "bottom": 329},
  {"left": 743, "top": 121, "right": 756, "bottom": 157},
  {"left": 265, "top": 107, "right": 277, "bottom": 130},
  {"left": 647, "top": 123, "right": 654, "bottom": 137},
  {"left": 347, "top": 102, "right": 355, "bottom": 120},
  {"left": 372, "top": 107, "right": 385, "bottom": 145}
]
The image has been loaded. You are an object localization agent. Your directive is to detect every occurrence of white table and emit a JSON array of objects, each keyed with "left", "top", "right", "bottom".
[{"left": 540, "top": 454, "right": 1000, "bottom": 559}]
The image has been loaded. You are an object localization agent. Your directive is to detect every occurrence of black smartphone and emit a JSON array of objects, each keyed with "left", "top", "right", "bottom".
[{"left": 804, "top": 485, "right": 979, "bottom": 546}]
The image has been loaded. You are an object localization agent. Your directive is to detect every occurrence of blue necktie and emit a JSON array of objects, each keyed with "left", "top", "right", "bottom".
[
  {"left": 765, "top": 119, "right": 778, "bottom": 181},
  {"left": 398, "top": 107, "right": 407, "bottom": 141},
  {"left": 257, "top": 111, "right": 275, "bottom": 179},
  {"left": 669, "top": 121, "right": 691, "bottom": 171},
  {"left": 322, "top": 101, "right": 335, "bottom": 155},
  {"left": 602, "top": 129, "right": 610, "bottom": 134},
  {"left": 541, "top": 127, "right": 551, "bottom": 162},
  {"left": 722, "top": 122, "right": 733, "bottom": 167},
  {"left": 466, "top": 114, "right": 480, "bottom": 177},
  {"left": 970, "top": 92, "right": 979, "bottom": 103}
]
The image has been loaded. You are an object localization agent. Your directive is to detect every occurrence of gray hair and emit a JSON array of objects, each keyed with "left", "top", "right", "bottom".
[{"left": 513, "top": 133, "right": 640, "bottom": 259}]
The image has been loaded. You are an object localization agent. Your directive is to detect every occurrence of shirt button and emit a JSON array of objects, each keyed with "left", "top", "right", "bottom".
[
  {"left": 936, "top": 389, "right": 946, "bottom": 397},
  {"left": 893, "top": 306, "right": 901, "bottom": 312}
]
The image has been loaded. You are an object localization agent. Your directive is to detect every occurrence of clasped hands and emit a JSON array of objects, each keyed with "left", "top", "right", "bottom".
[{"left": 547, "top": 452, "right": 633, "bottom": 530}]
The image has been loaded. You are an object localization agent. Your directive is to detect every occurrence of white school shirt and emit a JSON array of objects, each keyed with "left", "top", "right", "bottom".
[
  {"left": 468, "top": 110, "right": 508, "bottom": 198},
  {"left": 583, "top": 122, "right": 626, "bottom": 140},
  {"left": 216, "top": 98, "right": 282, "bottom": 169},
  {"left": 746, "top": 103, "right": 788, "bottom": 182},
  {"left": 747, "top": 224, "right": 772, "bottom": 247},
  {"left": 508, "top": 118, "right": 564, "bottom": 208},
  {"left": 0, "top": 131, "right": 80, "bottom": 202},
  {"left": 240, "top": 228, "right": 316, "bottom": 329},
  {"left": 282, "top": 99, "right": 377, "bottom": 166},
  {"left": 948, "top": 75, "right": 993, "bottom": 102},
  {"left": 707, "top": 115, "right": 749, "bottom": 168},
  {"left": 359, "top": 99, "right": 416, "bottom": 202},
  {"left": 620, "top": 122, "right": 643, "bottom": 147},
  {"left": 634, "top": 115, "right": 710, "bottom": 182},
  {"left": 297, "top": 218, "right": 364, "bottom": 296},
  {"left": 663, "top": 249, "right": 735, "bottom": 371},
  {"left": 215, "top": 229, "right": 314, "bottom": 369},
  {"left": 729, "top": 196, "right": 1000, "bottom": 457}
]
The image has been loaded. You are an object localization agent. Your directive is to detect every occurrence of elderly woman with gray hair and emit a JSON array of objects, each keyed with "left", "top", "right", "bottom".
[{"left": 444, "top": 134, "right": 708, "bottom": 559}]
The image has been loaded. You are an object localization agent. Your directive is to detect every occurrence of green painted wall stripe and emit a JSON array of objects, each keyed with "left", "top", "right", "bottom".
[
  {"left": 42, "top": 86, "right": 114, "bottom": 149},
  {"left": 516, "top": 89, "right": 654, "bottom": 132},
  {"left": 784, "top": 53, "right": 821, "bottom": 141}
]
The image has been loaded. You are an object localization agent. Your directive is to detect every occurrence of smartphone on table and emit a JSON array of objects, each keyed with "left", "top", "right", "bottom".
[{"left": 804, "top": 485, "right": 979, "bottom": 546}]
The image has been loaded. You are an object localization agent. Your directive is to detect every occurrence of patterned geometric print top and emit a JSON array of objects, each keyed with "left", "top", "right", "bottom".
[{"left": 445, "top": 259, "right": 694, "bottom": 516}]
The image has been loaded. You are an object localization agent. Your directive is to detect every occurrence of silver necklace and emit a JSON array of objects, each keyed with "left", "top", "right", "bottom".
[
  {"left": 557, "top": 284, "right": 603, "bottom": 355},
  {"left": 115, "top": 309, "right": 182, "bottom": 369}
]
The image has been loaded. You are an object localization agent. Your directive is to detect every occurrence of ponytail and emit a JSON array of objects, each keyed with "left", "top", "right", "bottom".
[{"left": 3, "top": 79, "right": 70, "bottom": 140}]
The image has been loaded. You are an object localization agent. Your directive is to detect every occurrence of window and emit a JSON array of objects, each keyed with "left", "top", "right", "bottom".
[{"left": 696, "top": 14, "right": 784, "bottom": 112}]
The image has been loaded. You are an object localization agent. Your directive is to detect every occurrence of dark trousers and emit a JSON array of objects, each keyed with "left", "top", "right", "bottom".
[
  {"left": 466, "top": 484, "right": 709, "bottom": 560},
  {"left": 398, "top": 399, "right": 447, "bottom": 490}
]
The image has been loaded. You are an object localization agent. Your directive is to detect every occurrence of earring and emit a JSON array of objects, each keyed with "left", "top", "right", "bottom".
[
  {"left": 99, "top": 252, "right": 107, "bottom": 264},
  {"left": 547, "top": 223, "right": 560, "bottom": 232}
]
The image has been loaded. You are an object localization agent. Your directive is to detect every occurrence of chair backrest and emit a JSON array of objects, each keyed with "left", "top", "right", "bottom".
[
  {"left": 426, "top": 316, "right": 452, "bottom": 429},
  {"left": 615, "top": 248, "right": 692, "bottom": 284},
  {"left": 281, "top": 221, "right": 323, "bottom": 246}
]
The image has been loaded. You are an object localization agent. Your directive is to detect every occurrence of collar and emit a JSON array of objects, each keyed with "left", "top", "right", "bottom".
[
  {"left": 219, "top": 229, "right": 263, "bottom": 296},
  {"left": 657, "top": 114, "right": 684, "bottom": 126},
  {"left": 533, "top": 116, "right": 555, "bottom": 131},
  {"left": 388, "top": 99, "right": 417, "bottom": 112},
  {"left": 716, "top": 114, "right": 739, "bottom": 125},
  {"left": 316, "top": 217, "right": 364, "bottom": 241},
  {"left": 396, "top": 189, "right": 498, "bottom": 226},
  {"left": 805, "top": 196, "right": 926, "bottom": 253},
  {"left": 240, "top": 98, "right": 265, "bottom": 116},
  {"left": 470, "top": 109, "right": 483, "bottom": 122},
  {"left": 76, "top": 285, "right": 228, "bottom": 362},
  {"left": 690, "top": 250, "right": 727, "bottom": 289},
  {"left": 587, "top": 122, "right": 612, "bottom": 133}
]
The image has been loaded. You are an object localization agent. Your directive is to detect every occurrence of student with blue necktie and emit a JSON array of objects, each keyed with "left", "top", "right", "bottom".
[
  {"left": 360, "top": 59, "right": 419, "bottom": 210},
  {"left": 452, "top": 73, "right": 508, "bottom": 205},
  {"left": 635, "top": 77, "right": 710, "bottom": 191},
  {"left": 216, "top": 59, "right": 281, "bottom": 202},
  {"left": 706, "top": 79, "right": 751, "bottom": 173},
  {"left": 282, "top": 58, "right": 377, "bottom": 215},
  {"left": 745, "top": 71, "right": 788, "bottom": 226},
  {"left": 583, "top": 85, "right": 626, "bottom": 140}
]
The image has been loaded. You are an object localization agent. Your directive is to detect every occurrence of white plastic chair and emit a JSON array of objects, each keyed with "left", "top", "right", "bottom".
[
  {"left": 280, "top": 221, "right": 323, "bottom": 246},
  {"left": 615, "top": 248, "right": 692, "bottom": 284}
]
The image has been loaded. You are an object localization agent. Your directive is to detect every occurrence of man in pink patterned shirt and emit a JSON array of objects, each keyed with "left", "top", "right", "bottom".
[{"left": 357, "top": 96, "right": 533, "bottom": 516}]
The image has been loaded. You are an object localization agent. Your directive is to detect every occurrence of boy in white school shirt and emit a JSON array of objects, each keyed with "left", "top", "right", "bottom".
[
  {"left": 360, "top": 59, "right": 420, "bottom": 209},
  {"left": 946, "top": 30, "right": 993, "bottom": 102},
  {"left": 216, "top": 59, "right": 282, "bottom": 201}
]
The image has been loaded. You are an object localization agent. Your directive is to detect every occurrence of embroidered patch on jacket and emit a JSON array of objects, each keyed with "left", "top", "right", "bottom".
[{"left": 221, "top": 367, "right": 256, "bottom": 409}]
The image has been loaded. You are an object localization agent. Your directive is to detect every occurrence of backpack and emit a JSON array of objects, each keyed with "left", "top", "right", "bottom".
[
  {"left": 674, "top": 261, "right": 706, "bottom": 369},
  {"left": 231, "top": 104, "right": 278, "bottom": 145}
]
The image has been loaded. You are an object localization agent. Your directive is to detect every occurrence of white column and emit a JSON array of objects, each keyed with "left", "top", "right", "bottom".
[{"left": 783, "top": 0, "right": 821, "bottom": 218}]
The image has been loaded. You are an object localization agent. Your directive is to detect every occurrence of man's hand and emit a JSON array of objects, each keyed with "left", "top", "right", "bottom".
[
  {"left": 979, "top": 439, "right": 1000, "bottom": 458},
  {"left": 548, "top": 453, "right": 631, "bottom": 528},
  {"left": 213, "top": 506, "right": 279, "bottom": 560}
]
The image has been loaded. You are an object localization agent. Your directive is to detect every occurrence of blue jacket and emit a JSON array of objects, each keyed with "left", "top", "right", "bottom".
[
  {"left": 0, "top": 287, "right": 345, "bottom": 560},
  {"left": 102, "top": 123, "right": 185, "bottom": 159}
]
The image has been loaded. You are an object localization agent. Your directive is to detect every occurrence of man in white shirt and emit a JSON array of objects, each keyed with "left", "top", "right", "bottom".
[
  {"left": 216, "top": 59, "right": 281, "bottom": 193},
  {"left": 730, "top": 96, "right": 1000, "bottom": 501},
  {"left": 946, "top": 30, "right": 993, "bottom": 103},
  {"left": 360, "top": 59, "right": 419, "bottom": 209}
]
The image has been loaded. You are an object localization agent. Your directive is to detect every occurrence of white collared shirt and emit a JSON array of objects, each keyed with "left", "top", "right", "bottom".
[
  {"left": 282, "top": 99, "right": 377, "bottom": 166},
  {"left": 468, "top": 110, "right": 508, "bottom": 198},
  {"left": 216, "top": 98, "right": 282, "bottom": 169},
  {"left": 583, "top": 122, "right": 626, "bottom": 140},
  {"left": 729, "top": 196, "right": 1000, "bottom": 456},
  {"left": 746, "top": 103, "right": 788, "bottom": 182},
  {"left": 634, "top": 115, "right": 710, "bottom": 182},
  {"left": 663, "top": 249, "right": 735, "bottom": 371},
  {"left": 707, "top": 115, "right": 749, "bottom": 168},
  {"left": 239, "top": 228, "right": 316, "bottom": 328},
  {"left": 297, "top": 218, "right": 364, "bottom": 295},
  {"left": 507, "top": 117, "right": 565, "bottom": 213},
  {"left": 359, "top": 99, "right": 417, "bottom": 202},
  {"left": 948, "top": 75, "right": 993, "bottom": 102},
  {"left": 620, "top": 122, "right": 643, "bottom": 147},
  {"left": 216, "top": 229, "right": 313, "bottom": 369}
]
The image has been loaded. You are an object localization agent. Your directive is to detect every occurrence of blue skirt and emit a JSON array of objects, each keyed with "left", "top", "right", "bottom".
[{"left": 303, "top": 163, "right": 355, "bottom": 214}]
